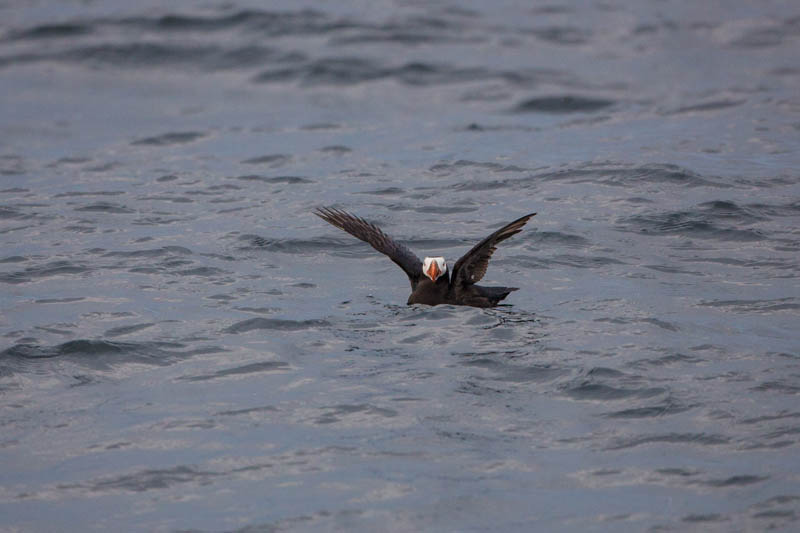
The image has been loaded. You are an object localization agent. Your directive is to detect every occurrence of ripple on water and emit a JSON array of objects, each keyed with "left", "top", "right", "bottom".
[
  {"left": 103, "top": 323, "right": 156, "bottom": 337},
  {"left": 8, "top": 22, "right": 92, "bottom": 40},
  {"left": 0, "top": 340, "right": 219, "bottom": 377},
  {"left": 54, "top": 190, "right": 125, "bottom": 198},
  {"left": 240, "top": 154, "right": 292, "bottom": 166},
  {"left": 429, "top": 159, "right": 529, "bottom": 175},
  {"left": 61, "top": 465, "right": 220, "bottom": 495},
  {"left": 225, "top": 318, "right": 330, "bottom": 333},
  {"left": 511, "top": 95, "right": 615, "bottom": 113},
  {"left": 0, "top": 260, "right": 91, "bottom": 284},
  {"left": 561, "top": 367, "right": 667, "bottom": 402},
  {"left": 131, "top": 131, "right": 206, "bottom": 146},
  {"left": 530, "top": 26, "right": 592, "bottom": 45},
  {"left": 540, "top": 163, "right": 721, "bottom": 187},
  {"left": 0, "top": 255, "right": 29, "bottom": 263},
  {"left": 319, "top": 145, "right": 352, "bottom": 154},
  {"left": 701, "top": 475, "right": 770, "bottom": 487},
  {"left": 523, "top": 231, "right": 590, "bottom": 248},
  {"left": 460, "top": 355, "right": 566, "bottom": 384},
  {"left": 74, "top": 202, "right": 134, "bottom": 213},
  {"left": 355, "top": 187, "right": 405, "bottom": 196},
  {"left": 178, "top": 361, "right": 290, "bottom": 382},
  {"left": 697, "top": 297, "right": 799, "bottom": 314},
  {"left": 0, "top": 206, "right": 27, "bottom": 220},
  {"left": 176, "top": 266, "right": 227, "bottom": 277},
  {"left": 251, "top": 57, "right": 530, "bottom": 87},
  {"left": 102, "top": 246, "right": 193, "bottom": 258},
  {"left": 603, "top": 401, "right": 694, "bottom": 419},
  {"left": 312, "top": 404, "right": 398, "bottom": 425},
  {"left": 616, "top": 205, "right": 767, "bottom": 242},
  {"left": 717, "top": 17, "right": 800, "bottom": 49},
  {"left": 605, "top": 432, "right": 730, "bottom": 450},
  {"left": 663, "top": 99, "right": 746, "bottom": 115},
  {"left": 233, "top": 174, "right": 311, "bottom": 184},
  {"left": 214, "top": 405, "right": 278, "bottom": 417},
  {"left": 564, "top": 382, "right": 667, "bottom": 401},
  {"left": 239, "top": 235, "right": 337, "bottom": 252}
]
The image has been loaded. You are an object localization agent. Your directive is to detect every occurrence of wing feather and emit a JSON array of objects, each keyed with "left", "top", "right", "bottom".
[
  {"left": 314, "top": 207, "right": 422, "bottom": 288},
  {"left": 450, "top": 212, "right": 536, "bottom": 287}
]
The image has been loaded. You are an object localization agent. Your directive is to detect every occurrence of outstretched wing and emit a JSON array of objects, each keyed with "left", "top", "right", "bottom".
[
  {"left": 314, "top": 207, "right": 423, "bottom": 288},
  {"left": 450, "top": 212, "right": 536, "bottom": 287}
]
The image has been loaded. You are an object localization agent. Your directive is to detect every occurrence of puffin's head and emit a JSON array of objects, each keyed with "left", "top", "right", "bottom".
[{"left": 422, "top": 257, "right": 447, "bottom": 281}]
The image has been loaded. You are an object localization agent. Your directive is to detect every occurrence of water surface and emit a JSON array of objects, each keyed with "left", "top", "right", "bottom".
[{"left": 1, "top": 0, "right": 799, "bottom": 531}]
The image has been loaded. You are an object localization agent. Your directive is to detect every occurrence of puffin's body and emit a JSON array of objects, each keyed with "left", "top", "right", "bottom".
[{"left": 314, "top": 208, "right": 536, "bottom": 308}]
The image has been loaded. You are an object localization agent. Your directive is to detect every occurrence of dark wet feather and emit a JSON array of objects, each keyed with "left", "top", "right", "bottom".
[
  {"left": 451, "top": 212, "right": 536, "bottom": 287},
  {"left": 314, "top": 207, "right": 422, "bottom": 288}
]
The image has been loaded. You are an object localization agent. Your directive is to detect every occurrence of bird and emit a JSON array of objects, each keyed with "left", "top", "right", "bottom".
[{"left": 314, "top": 207, "right": 536, "bottom": 307}]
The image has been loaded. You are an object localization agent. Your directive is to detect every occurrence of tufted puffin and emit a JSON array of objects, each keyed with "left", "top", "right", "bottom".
[{"left": 314, "top": 207, "right": 536, "bottom": 307}]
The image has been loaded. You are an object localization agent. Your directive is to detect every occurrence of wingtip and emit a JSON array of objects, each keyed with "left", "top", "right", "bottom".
[
  {"left": 314, "top": 206, "right": 343, "bottom": 219},
  {"left": 512, "top": 212, "right": 536, "bottom": 223},
  {"left": 317, "top": 206, "right": 352, "bottom": 216}
]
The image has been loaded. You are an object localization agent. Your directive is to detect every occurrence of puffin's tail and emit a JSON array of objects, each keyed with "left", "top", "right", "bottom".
[{"left": 480, "top": 286, "right": 519, "bottom": 305}]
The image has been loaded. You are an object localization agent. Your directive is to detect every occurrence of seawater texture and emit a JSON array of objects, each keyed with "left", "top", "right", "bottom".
[{"left": 1, "top": 0, "right": 799, "bottom": 531}]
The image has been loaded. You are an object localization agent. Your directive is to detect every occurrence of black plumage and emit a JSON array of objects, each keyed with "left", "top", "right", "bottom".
[{"left": 314, "top": 207, "right": 536, "bottom": 307}]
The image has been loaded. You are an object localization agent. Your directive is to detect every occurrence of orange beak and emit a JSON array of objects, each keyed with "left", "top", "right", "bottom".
[{"left": 427, "top": 261, "right": 440, "bottom": 281}]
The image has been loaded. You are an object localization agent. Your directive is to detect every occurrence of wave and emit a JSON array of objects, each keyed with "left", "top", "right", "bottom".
[
  {"left": 252, "top": 58, "right": 497, "bottom": 86},
  {"left": 74, "top": 202, "right": 135, "bottom": 213},
  {"left": 0, "top": 41, "right": 305, "bottom": 71},
  {"left": 605, "top": 432, "right": 730, "bottom": 450},
  {"left": 563, "top": 382, "right": 666, "bottom": 401},
  {"left": 225, "top": 318, "right": 330, "bottom": 333},
  {"left": 429, "top": 159, "right": 528, "bottom": 175},
  {"left": 241, "top": 233, "right": 467, "bottom": 255},
  {"left": 59, "top": 465, "right": 219, "bottom": 494},
  {"left": 0, "top": 340, "right": 217, "bottom": 377},
  {"left": 539, "top": 163, "right": 723, "bottom": 187},
  {"left": 240, "top": 154, "right": 292, "bottom": 166},
  {"left": 424, "top": 163, "right": 724, "bottom": 191},
  {"left": 312, "top": 403, "right": 398, "bottom": 425},
  {"left": 617, "top": 201, "right": 768, "bottom": 241},
  {"left": 560, "top": 367, "right": 668, "bottom": 402},
  {"left": 0, "top": 206, "right": 37, "bottom": 220},
  {"left": 0, "top": 9, "right": 598, "bottom": 92},
  {"left": 716, "top": 16, "right": 800, "bottom": 49},
  {"left": 460, "top": 356, "right": 565, "bottom": 383},
  {"left": 242, "top": 154, "right": 292, "bottom": 168},
  {"left": 233, "top": 175, "right": 310, "bottom": 184},
  {"left": 511, "top": 95, "right": 615, "bottom": 113},
  {"left": 664, "top": 98, "right": 745, "bottom": 115},
  {"left": 239, "top": 235, "right": 339, "bottom": 252},
  {"left": 0, "top": 260, "right": 91, "bottom": 284},
  {"left": 528, "top": 26, "right": 592, "bottom": 46},
  {"left": 510, "top": 254, "right": 626, "bottom": 270},
  {"left": 603, "top": 401, "right": 694, "bottom": 419},
  {"left": 179, "top": 361, "right": 290, "bottom": 381},
  {"left": 0, "top": 246, "right": 230, "bottom": 284},
  {"left": 5, "top": 9, "right": 330, "bottom": 41},
  {"left": 697, "top": 297, "right": 799, "bottom": 314},
  {"left": 131, "top": 131, "right": 206, "bottom": 146}
]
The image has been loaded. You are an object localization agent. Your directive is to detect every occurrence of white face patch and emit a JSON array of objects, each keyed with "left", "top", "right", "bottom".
[{"left": 422, "top": 256, "right": 447, "bottom": 280}]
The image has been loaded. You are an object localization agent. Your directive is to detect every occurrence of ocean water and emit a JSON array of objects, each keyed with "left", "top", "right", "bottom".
[{"left": 1, "top": 0, "right": 799, "bottom": 531}]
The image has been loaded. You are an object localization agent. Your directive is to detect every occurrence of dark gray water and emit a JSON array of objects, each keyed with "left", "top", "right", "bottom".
[{"left": 1, "top": 0, "right": 799, "bottom": 531}]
